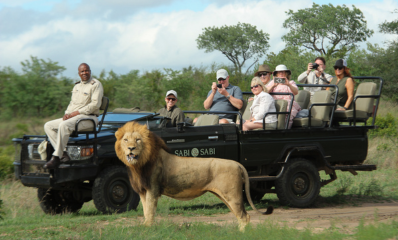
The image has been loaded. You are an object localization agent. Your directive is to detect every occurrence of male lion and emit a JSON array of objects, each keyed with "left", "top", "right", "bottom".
[{"left": 115, "top": 122, "right": 273, "bottom": 231}]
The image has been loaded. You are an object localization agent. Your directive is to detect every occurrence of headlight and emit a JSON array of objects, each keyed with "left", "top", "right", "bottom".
[
  {"left": 66, "top": 145, "right": 100, "bottom": 160},
  {"left": 28, "top": 144, "right": 41, "bottom": 160}
]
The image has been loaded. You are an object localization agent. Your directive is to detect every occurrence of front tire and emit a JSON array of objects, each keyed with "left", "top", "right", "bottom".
[
  {"left": 92, "top": 166, "right": 140, "bottom": 214},
  {"left": 275, "top": 159, "right": 320, "bottom": 208},
  {"left": 37, "top": 188, "right": 83, "bottom": 214}
]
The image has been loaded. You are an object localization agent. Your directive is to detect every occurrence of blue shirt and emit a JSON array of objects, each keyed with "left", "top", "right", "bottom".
[{"left": 207, "top": 84, "right": 243, "bottom": 120}]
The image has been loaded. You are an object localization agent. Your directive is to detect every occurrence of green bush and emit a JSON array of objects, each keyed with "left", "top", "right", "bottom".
[
  {"left": 368, "top": 113, "right": 398, "bottom": 138},
  {"left": 0, "top": 198, "right": 3, "bottom": 220},
  {"left": 0, "top": 145, "right": 14, "bottom": 179}
]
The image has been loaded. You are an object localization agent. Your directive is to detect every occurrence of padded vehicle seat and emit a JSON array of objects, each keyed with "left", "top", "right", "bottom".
[
  {"left": 293, "top": 91, "right": 332, "bottom": 127},
  {"left": 333, "top": 82, "right": 377, "bottom": 122},
  {"left": 296, "top": 90, "right": 311, "bottom": 109},
  {"left": 274, "top": 99, "right": 288, "bottom": 129},
  {"left": 242, "top": 99, "right": 254, "bottom": 122},
  {"left": 194, "top": 115, "right": 219, "bottom": 126}
]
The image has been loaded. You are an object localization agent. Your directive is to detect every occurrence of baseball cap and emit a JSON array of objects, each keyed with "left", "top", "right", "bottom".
[
  {"left": 166, "top": 90, "right": 177, "bottom": 98},
  {"left": 334, "top": 59, "right": 347, "bottom": 68},
  {"left": 216, "top": 69, "right": 229, "bottom": 80}
]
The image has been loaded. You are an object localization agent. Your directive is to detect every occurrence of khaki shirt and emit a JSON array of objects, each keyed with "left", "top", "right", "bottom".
[
  {"left": 158, "top": 105, "right": 185, "bottom": 127},
  {"left": 65, "top": 78, "right": 104, "bottom": 116}
]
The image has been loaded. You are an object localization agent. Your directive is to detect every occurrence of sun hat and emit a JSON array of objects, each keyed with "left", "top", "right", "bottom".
[
  {"left": 334, "top": 59, "right": 347, "bottom": 68},
  {"left": 273, "top": 64, "right": 292, "bottom": 76},
  {"left": 254, "top": 64, "right": 271, "bottom": 76},
  {"left": 216, "top": 69, "right": 229, "bottom": 80},
  {"left": 166, "top": 90, "right": 177, "bottom": 98}
]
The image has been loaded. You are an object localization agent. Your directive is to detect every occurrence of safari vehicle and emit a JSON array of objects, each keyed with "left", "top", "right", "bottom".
[{"left": 12, "top": 77, "right": 382, "bottom": 214}]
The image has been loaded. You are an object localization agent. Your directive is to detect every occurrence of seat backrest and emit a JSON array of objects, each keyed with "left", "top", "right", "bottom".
[
  {"left": 100, "top": 96, "right": 109, "bottom": 111},
  {"left": 194, "top": 115, "right": 219, "bottom": 126},
  {"left": 310, "top": 91, "right": 332, "bottom": 121},
  {"left": 296, "top": 90, "right": 311, "bottom": 109},
  {"left": 354, "top": 82, "right": 377, "bottom": 113},
  {"left": 274, "top": 99, "right": 288, "bottom": 129},
  {"left": 242, "top": 100, "right": 254, "bottom": 121},
  {"left": 240, "top": 98, "right": 247, "bottom": 117}
]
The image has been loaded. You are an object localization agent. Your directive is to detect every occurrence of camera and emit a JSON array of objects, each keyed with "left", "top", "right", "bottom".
[
  {"left": 274, "top": 77, "right": 285, "bottom": 84},
  {"left": 217, "top": 84, "right": 223, "bottom": 88},
  {"left": 312, "top": 63, "right": 319, "bottom": 70}
]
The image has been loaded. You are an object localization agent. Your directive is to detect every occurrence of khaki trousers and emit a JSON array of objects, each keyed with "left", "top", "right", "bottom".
[{"left": 44, "top": 115, "right": 98, "bottom": 157}]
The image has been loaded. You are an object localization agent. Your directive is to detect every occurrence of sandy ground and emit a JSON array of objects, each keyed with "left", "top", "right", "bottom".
[{"left": 127, "top": 201, "right": 398, "bottom": 233}]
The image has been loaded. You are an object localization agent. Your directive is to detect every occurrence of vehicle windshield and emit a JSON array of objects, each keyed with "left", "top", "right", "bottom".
[{"left": 102, "top": 113, "right": 166, "bottom": 130}]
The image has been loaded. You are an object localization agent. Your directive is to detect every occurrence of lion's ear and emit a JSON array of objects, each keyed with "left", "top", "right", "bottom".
[{"left": 115, "top": 129, "right": 123, "bottom": 140}]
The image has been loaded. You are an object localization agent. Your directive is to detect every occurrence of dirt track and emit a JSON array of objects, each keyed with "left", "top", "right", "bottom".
[{"left": 148, "top": 201, "right": 398, "bottom": 232}]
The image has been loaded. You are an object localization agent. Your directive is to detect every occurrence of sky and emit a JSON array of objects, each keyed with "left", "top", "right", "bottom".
[{"left": 0, "top": 0, "right": 397, "bottom": 80}]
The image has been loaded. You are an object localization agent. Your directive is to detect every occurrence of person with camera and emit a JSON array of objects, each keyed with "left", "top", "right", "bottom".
[
  {"left": 242, "top": 77, "right": 277, "bottom": 131},
  {"left": 326, "top": 59, "right": 355, "bottom": 111},
  {"left": 297, "top": 57, "right": 332, "bottom": 99},
  {"left": 158, "top": 90, "right": 185, "bottom": 127},
  {"left": 203, "top": 69, "right": 243, "bottom": 124},
  {"left": 267, "top": 64, "right": 301, "bottom": 128}
]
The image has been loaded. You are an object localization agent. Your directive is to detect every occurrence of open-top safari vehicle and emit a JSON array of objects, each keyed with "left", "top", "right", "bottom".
[{"left": 13, "top": 77, "right": 382, "bottom": 214}]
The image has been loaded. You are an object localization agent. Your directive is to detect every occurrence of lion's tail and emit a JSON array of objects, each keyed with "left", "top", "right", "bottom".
[{"left": 237, "top": 162, "right": 273, "bottom": 215}]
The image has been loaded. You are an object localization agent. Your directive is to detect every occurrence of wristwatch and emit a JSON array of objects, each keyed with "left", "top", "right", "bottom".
[{"left": 226, "top": 95, "right": 231, "bottom": 100}]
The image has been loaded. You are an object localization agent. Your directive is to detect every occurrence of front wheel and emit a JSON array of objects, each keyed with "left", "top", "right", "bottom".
[
  {"left": 92, "top": 166, "right": 140, "bottom": 214},
  {"left": 37, "top": 188, "right": 83, "bottom": 214},
  {"left": 275, "top": 159, "right": 320, "bottom": 208}
]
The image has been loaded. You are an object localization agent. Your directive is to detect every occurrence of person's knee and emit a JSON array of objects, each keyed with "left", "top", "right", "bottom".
[{"left": 219, "top": 119, "right": 230, "bottom": 124}]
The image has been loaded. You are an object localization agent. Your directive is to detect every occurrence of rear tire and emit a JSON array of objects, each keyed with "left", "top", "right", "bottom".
[
  {"left": 37, "top": 188, "right": 83, "bottom": 214},
  {"left": 92, "top": 166, "right": 140, "bottom": 214},
  {"left": 275, "top": 159, "right": 320, "bottom": 208}
]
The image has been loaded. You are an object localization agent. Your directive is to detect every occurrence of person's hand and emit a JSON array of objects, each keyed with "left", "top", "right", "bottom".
[
  {"left": 63, "top": 111, "right": 80, "bottom": 120},
  {"left": 283, "top": 78, "right": 289, "bottom": 86},
  {"left": 307, "top": 62, "right": 313, "bottom": 74},
  {"left": 217, "top": 86, "right": 228, "bottom": 96},
  {"left": 62, "top": 114, "right": 69, "bottom": 120},
  {"left": 248, "top": 97, "right": 254, "bottom": 102},
  {"left": 211, "top": 82, "right": 217, "bottom": 93},
  {"left": 336, "top": 107, "right": 346, "bottom": 111}
]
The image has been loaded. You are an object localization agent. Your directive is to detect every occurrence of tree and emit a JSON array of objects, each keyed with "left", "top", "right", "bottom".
[
  {"left": 282, "top": 3, "right": 374, "bottom": 58},
  {"left": 379, "top": 9, "right": 398, "bottom": 35},
  {"left": 196, "top": 22, "right": 270, "bottom": 83}
]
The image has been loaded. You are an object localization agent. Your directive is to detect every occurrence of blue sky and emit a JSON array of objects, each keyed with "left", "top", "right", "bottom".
[{"left": 0, "top": 0, "right": 396, "bottom": 78}]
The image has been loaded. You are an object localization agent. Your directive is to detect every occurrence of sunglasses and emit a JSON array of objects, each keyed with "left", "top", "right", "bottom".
[
  {"left": 334, "top": 67, "right": 344, "bottom": 70},
  {"left": 251, "top": 84, "right": 260, "bottom": 89},
  {"left": 218, "top": 78, "right": 226, "bottom": 81},
  {"left": 258, "top": 72, "right": 269, "bottom": 76},
  {"left": 166, "top": 98, "right": 176, "bottom": 101}
]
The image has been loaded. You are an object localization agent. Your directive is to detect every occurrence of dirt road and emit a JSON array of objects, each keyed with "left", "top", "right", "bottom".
[{"left": 150, "top": 201, "right": 398, "bottom": 232}]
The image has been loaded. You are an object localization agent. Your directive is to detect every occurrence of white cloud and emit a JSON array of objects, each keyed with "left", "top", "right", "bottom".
[{"left": 0, "top": 0, "right": 397, "bottom": 78}]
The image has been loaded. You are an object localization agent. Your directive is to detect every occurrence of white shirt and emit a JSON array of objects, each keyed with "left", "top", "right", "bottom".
[{"left": 250, "top": 91, "right": 278, "bottom": 123}]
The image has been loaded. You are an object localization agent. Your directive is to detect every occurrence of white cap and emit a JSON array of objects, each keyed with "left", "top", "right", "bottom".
[
  {"left": 166, "top": 90, "right": 177, "bottom": 98},
  {"left": 216, "top": 69, "right": 229, "bottom": 80}
]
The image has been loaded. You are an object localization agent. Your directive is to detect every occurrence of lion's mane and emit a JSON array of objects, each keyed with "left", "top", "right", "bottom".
[{"left": 115, "top": 122, "right": 169, "bottom": 193}]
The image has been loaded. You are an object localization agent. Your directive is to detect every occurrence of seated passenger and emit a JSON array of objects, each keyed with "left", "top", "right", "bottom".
[
  {"left": 242, "top": 77, "right": 277, "bottom": 131},
  {"left": 297, "top": 57, "right": 333, "bottom": 100},
  {"left": 248, "top": 64, "right": 272, "bottom": 102},
  {"left": 203, "top": 69, "right": 243, "bottom": 124},
  {"left": 158, "top": 90, "right": 185, "bottom": 127},
  {"left": 267, "top": 64, "right": 301, "bottom": 128},
  {"left": 326, "top": 59, "right": 355, "bottom": 111}
]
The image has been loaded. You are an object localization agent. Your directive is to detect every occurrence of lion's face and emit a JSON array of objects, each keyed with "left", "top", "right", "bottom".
[{"left": 120, "top": 131, "right": 143, "bottom": 165}]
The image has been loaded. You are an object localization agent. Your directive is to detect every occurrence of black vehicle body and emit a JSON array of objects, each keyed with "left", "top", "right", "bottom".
[{"left": 12, "top": 77, "right": 382, "bottom": 213}]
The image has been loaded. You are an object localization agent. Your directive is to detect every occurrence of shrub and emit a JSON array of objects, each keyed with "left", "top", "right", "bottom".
[
  {"left": 0, "top": 146, "right": 14, "bottom": 180},
  {"left": 368, "top": 113, "right": 398, "bottom": 138}
]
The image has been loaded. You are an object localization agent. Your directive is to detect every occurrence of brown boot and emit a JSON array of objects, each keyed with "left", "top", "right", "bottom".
[
  {"left": 60, "top": 151, "right": 70, "bottom": 163},
  {"left": 43, "top": 156, "right": 60, "bottom": 169}
]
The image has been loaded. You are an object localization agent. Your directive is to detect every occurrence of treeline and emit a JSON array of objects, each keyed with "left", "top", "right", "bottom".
[{"left": 0, "top": 41, "right": 397, "bottom": 119}]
